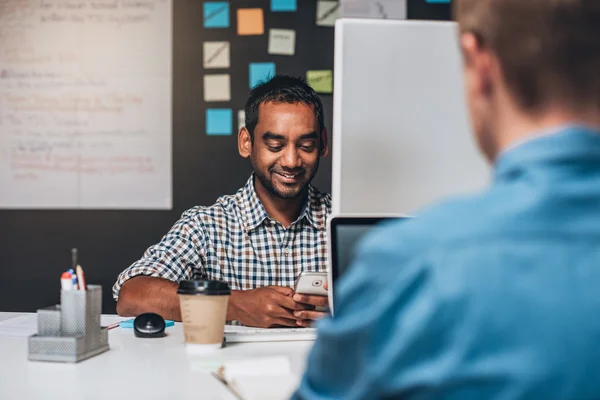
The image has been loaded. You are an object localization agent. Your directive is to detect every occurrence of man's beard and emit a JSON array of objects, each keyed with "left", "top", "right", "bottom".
[{"left": 251, "top": 158, "right": 319, "bottom": 200}]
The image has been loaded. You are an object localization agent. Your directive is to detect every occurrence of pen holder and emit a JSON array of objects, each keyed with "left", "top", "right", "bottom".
[{"left": 28, "top": 285, "right": 109, "bottom": 363}]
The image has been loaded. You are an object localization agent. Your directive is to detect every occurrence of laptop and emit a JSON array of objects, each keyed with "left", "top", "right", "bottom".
[{"left": 327, "top": 215, "right": 408, "bottom": 316}]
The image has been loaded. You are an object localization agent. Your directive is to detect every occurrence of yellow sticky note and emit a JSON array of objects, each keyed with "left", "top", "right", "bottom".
[
  {"left": 307, "top": 70, "right": 333, "bottom": 94},
  {"left": 237, "top": 8, "right": 264, "bottom": 36}
]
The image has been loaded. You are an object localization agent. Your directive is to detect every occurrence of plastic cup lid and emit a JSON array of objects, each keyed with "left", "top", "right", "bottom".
[{"left": 177, "top": 280, "right": 231, "bottom": 296}]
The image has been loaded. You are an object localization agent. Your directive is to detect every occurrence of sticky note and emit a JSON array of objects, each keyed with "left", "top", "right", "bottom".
[
  {"left": 203, "top": 41, "right": 230, "bottom": 69},
  {"left": 426, "top": 0, "right": 450, "bottom": 2},
  {"left": 271, "top": 0, "right": 297, "bottom": 12},
  {"left": 204, "top": 74, "right": 231, "bottom": 102},
  {"left": 307, "top": 70, "right": 333, "bottom": 94},
  {"left": 316, "top": 1, "right": 340, "bottom": 27},
  {"left": 237, "top": 8, "right": 264, "bottom": 36},
  {"left": 268, "top": 29, "right": 296, "bottom": 56},
  {"left": 204, "top": 2, "right": 230, "bottom": 28},
  {"left": 206, "top": 109, "right": 233, "bottom": 135},
  {"left": 238, "top": 110, "right": 246, "bottom": 131},
  {"left": 249, "top": 62, "right": 276, "bottom": 88},
  {"left": 341, "top": 0, "right": 407, "bottom": 19}
]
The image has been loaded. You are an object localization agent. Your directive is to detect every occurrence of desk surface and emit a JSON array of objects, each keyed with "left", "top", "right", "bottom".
[{"left": 0, "top": 313, "right": 312, "bottom": 400}]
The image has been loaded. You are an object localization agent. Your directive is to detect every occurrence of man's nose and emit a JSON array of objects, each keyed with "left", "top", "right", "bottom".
[{"left": 280, "top": 146, "right": 302, "bottom": 169}]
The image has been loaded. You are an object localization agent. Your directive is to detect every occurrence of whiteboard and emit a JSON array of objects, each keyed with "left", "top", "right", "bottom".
[
  {"left": 332, "top": 19, "right": 489, "bottom": 215},
  {"left": 0, "top": 0, "right": 172, "bottom": 209}
]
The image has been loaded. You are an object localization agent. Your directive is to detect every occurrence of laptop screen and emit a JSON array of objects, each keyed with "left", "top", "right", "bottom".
[
  {"left": 328, "top": 216, "right": 406, "bottom": 315},
  {"left": 330, "top": 216, "right": 406, "bottom": 284}
]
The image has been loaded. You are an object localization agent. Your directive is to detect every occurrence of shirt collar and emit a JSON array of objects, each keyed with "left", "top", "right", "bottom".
[
  {"left": 300, "top": 184, "right": 326, "bottom": 230},
  {"left": 240, "top": 174, "right": 325, "bottom": 232},
  {"left": 494, "top": 125, "right": 600, "bottom": 181}
]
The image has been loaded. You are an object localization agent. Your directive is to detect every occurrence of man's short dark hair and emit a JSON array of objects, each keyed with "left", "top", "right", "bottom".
[{"left": 244, "top": 75, "right": 325, "bottom": 141}]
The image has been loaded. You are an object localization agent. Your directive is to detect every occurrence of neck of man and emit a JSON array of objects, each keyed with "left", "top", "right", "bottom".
[
  {"left": 489, "top": 100, "right": 600, "bottom": 160},
  {"left": 254, "top": 175, "right": 308, "bottom": 229}
]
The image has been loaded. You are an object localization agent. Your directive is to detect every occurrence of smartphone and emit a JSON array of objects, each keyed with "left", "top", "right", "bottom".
[{"left": 294, "top": 271, "right": 328, "bottom": 297}]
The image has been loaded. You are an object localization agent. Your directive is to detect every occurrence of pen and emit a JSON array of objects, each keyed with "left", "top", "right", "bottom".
[
  {"left": 105, "top": 319, "right": 133, "bottom": 330},
  {"left": 68, "top": 268, "right": 78, "bottom": 289},
  {"left": 71, "top": 248, "right": 77, "bottom": 270},
  {"left": 71, "top": 248, "right": 79, "bottom": 289},
  {"left": 211, "top": 371, "right": 244, "bottom": 400}
]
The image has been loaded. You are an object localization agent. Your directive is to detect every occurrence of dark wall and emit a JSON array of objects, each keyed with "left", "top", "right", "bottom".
[{"left": 0, "top": 0, "right": 451, "bottom": 314}]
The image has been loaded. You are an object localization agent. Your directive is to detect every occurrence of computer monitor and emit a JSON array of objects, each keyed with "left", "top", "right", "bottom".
[
  {"left": 327, "top": 215, "right": 407, "bottom": 315},
  {"left": 332, "top": 19, "right": 489, "bottom": 215}
]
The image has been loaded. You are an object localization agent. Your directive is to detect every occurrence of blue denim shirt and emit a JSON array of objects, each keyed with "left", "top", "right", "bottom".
[{"left": 294, "top": 126, "right": 600, "bottom": 400}]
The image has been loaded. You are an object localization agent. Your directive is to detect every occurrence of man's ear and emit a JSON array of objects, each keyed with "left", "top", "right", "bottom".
[
  {"left": 461, "top": 32, "right": 494, "bottom": 99},
  {"left": 238, "top": 126, "right": 252, "bottom": 158},
  {"left": 320, "top": 128, "right": 329, "bottom": 157}
]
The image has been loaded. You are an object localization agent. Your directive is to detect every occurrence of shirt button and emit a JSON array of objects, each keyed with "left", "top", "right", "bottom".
[{"left": 284, "top": 247, "right": 290, "bottom": 255}]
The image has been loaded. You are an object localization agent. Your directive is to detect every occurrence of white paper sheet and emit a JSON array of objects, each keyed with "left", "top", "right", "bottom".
[
  {"left": 216, "top": 356, "right": 300, "bottom": 400},
  {"left": 341, "top": 0, "right": 407, "bottom": 20},
  {"left": 0, "top": 314, "right": 131, "bottom": 337},
  {"left": 0, "top": 0, "right": 172, "bottom": 209},
  {"left": 0, "top": 314, "right": 38, "bottom": 337}
]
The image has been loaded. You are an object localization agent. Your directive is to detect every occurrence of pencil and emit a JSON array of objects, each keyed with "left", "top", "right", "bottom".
[{"left": 76, "top": 264, "right": 87, "bottom": 291}]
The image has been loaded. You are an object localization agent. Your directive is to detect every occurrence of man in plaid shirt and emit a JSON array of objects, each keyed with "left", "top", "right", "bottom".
[{"left": 114, "top": 76, "right": 331, "bottom": 328}]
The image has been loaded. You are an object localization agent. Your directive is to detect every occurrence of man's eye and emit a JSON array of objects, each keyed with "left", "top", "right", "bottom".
[
  {"left": 268, "top": 145, "right": 284, "bottom": 152},
  {"left": 300, "top": 143, "right": 317, "bottom": 151}
]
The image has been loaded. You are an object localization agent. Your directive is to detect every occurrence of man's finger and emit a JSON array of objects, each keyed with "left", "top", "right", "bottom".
[
  {"left": 274, "top": 291, "right": 303, "bottom": 310},
  {"left": 271, "top": 317, "right": 299, "bottom": 327},
  {"left": 269, "top": 286, "right": 294, "bottom": 296},
  {"left": 268, "top": 303, "right": 303, "bottom": 321},
  {"left": 294, "top": 309, "right": 328, "bottom": 321},
  {"left": 293, "top": 293, "right": 329, "bottom": 308}
]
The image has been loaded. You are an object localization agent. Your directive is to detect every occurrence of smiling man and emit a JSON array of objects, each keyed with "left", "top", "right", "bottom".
[{"left": 113, "top": 75, "right": 331, "bottom": 328}]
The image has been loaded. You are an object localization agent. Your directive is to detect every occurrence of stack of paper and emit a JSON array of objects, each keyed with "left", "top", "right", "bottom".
[
  {"left": 224, "top": 325, "right": 317, "bottom": 343},
  {"left": 214, "top": 356, "right": 300, "bottom": 400}
]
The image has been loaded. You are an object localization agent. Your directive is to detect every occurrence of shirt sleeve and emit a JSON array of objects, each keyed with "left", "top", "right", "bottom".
[
  {"left": 112, "top": 213, "right": 207, "bottom": 301},
  {"left": 292, "top": 239, "right": 445, "bottom": 400}
]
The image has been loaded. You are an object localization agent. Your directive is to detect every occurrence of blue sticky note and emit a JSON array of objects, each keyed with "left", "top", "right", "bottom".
[
  {"left": 119, "top": 319, "right": 175, "bottom": 328},
  {"left": 426, "top": 0, "right": 450, "bottom": 3},
  {"left": 271, "top": 0, "right": 297, "bottom": 12},
  {"left": 206, "top": 108, "right": 233, "bottom": 136},
  {"left": 204, "top": 2, "right": 230, "bottom": 28},
  {"left": 249, "top": 62, "right": 276, "bottom": 88}
]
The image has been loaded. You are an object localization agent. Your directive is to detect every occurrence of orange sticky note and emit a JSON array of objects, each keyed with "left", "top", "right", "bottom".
[{"left": 237, "top": 8, "right": 264, "bottom": 35}]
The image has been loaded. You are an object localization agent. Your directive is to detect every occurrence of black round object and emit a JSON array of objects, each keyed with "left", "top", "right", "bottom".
[
  {"left": 133, "top": 312, "right": 166, "bottom": 338},
  {"left": 177, "top": 280, "right": 231, "bottom": 296}
]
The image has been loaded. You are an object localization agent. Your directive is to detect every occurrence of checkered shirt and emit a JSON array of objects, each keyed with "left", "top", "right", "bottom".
[{"left": 113, "top": 174, "right": 331, "bottom": 300}]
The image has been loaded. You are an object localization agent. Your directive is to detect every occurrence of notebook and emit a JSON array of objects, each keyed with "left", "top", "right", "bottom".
[{"left": 212, "top": 356, "right": 300, "bottom": 400}]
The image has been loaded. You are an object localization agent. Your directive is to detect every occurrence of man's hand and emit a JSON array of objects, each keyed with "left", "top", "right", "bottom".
[
  {"left": 228, "top": 286, "right": 309, "bottom": 328},
  {"left": 293, "top": 282, "right": 330, "bottom": 327}
]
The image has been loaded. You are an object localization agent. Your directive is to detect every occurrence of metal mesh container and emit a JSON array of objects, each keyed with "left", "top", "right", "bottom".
[{"left": 28, "top": 285, "right": 109, "bottom": 363}]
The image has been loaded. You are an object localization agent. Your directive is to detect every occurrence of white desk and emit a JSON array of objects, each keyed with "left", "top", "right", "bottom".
[{"left": 0, "top": 313, "right": 313, "bottom": 400}]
